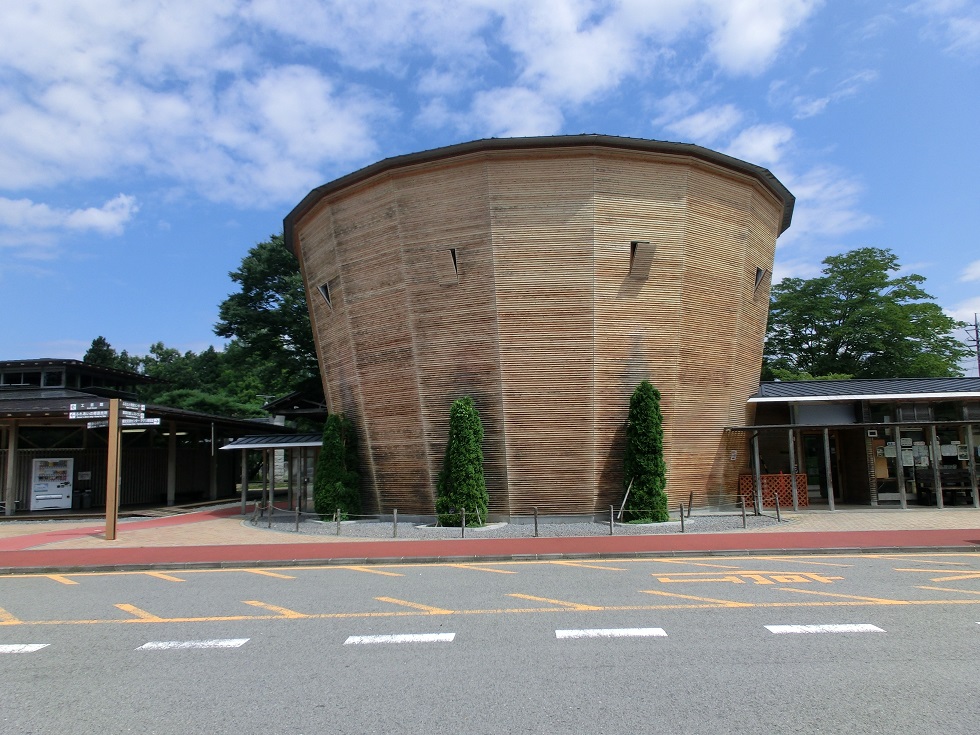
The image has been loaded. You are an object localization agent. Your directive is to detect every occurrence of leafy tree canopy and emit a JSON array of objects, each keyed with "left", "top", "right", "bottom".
[
  {"left": 623, "top": 380, "right": 669, "bottom": 523},
  {"left": 764, "top": 247, "right": 970, "bottom": 379},
  {"left": 436, "top": 397, "right": 488, "bottom": 527}
]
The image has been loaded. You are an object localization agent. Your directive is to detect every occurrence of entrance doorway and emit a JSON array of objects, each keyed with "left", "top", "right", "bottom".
[{"left": 801, "top": 432, "right": 841, "bottom": 504}]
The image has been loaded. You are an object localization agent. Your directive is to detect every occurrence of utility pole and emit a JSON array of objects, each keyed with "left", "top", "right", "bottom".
[{"left": 967, "top": 313, "right": 980, "bottom": 378}]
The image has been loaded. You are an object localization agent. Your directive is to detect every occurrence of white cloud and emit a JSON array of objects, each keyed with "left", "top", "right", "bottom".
[
  {"left": 960, "top": 259, "right": 980, "bottom": 282},
  {"left": 725, "top": 123, "right": 794, "bottom": 167},
  {"left": 664, "top": 104, "right": 743, "bottom": 144},
  {"left": 705, "top": 0, "right": 821, "bottom": 74},
  {"left": 469, "top": 87, "right": 565, "bottom": 137},
  {"left": 948, "top": 296, "right": 980, "bottom": 325},
  {"left": 909, "top": 0, "right": 980, "bottom": 55},
  {"left": 771, "top": 256, "right": 823, "bottom": 283},
  {"left": 789, "top": 69, "right": 879, "bottom": 119},
  {"left": 0, "top": 194, "right": 138, "bottom": 238},
  {"left": 777, "top": 165, "right": 876, "bottom": 244}
]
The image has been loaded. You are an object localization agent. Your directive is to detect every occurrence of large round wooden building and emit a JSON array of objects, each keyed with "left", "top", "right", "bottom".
[{"left": 284, "top": 135, "right": 794, "bottom": 518}]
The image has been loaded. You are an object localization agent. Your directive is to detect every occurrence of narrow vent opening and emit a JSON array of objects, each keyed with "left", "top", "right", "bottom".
[
  {"left": 317, "top": 282, "right": 331, "bottom": 309},
  {"left": 629, "top": 241, "right": 654, "bottom": 278}
]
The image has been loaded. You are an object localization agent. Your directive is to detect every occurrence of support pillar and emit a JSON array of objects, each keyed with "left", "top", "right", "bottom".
[
  {"left": 105, "top": 399, "right": 121, "bottom": 540},
  {"left": 240, "top": 449, "right": 249, "bottom": 515},
  {"left": 823, "top": 428, "right": 835, "bottom": 511},
  {"left": 893, "top": 426, "right": 907, "bottom": 510},
  {"left": 788, "top": 429, "right": 799, "bottom": 512},
  {"left": 966, "top": 423, "right": 979, "bottom": 509},
  {"left": 4, "top": 421, "right": 17, "bottom": 516},
  {"left": 166, "top": 421, "right": 177, "bottom": 506},
  {"left": 751, "top": 432, "right": 763, "bottom": 515},
  {"left": 929, "top": 424, "right": 943, "bottom": 509},
  {"left": 208, "top": 422, "right": 217, "bottom": 501}
]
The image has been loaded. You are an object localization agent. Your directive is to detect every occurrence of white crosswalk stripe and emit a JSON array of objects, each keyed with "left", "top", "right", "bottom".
[
  {"left": 137, "top": 638, "right": 250, "bottom": 650},
  {"left": 556, "top": 628, "right": 668, "bottom": 640},
  {"left": 766, "top": 624, "right": 885, "bottom": 634},
  {"left": 344, "top": 633, "right": 455, "bottom": 645},
  {"left": 0, "top": 644, "right": 49, "bottom": 653}
]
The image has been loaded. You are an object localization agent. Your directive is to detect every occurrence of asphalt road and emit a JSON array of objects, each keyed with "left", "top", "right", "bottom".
[{"left": 2, "top": 553, "right": 979, "bottom": 734}]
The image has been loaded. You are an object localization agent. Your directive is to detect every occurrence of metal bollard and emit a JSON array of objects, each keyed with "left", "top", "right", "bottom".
[
  {"left": 773, "top": 493, "right": 781, "bottom": 522},
  {"left": 461, "top": 508, "right": 466, "bottom": 538},
  {"left": 533, "top": 507, "right": 539, "bottom": 538},
  {"left": 268, "top": 500, "right": 273, "bottom": 529},
  {"left": 295, "top": 501, "right": 300, "bottom": 532},
  {"left": 609, "top": 505, "right": 614, "bottom": 535},
  {"left": 739, "top": 496, "right": 746, "bottom": 529},
  {"left": 393, "top": 508, "right": 398, "bottom": 538},
  {"left": 335, "top": 508, "right": 341, "bottom": 535},
  {"left": 687, "top": 491, "right": 694, "bottom": 518},
  {"left": 679, "top": 503, "right": 685, "bottom": 533}
]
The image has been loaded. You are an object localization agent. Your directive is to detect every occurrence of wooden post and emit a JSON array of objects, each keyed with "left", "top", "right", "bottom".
[
  {"left": 166, "top": 421, "right": 177, "bottom": 506},
  {"left": 965, "top": 423, "right": 978, "bottom": 509},
  {"left": 105, "top": 399, "right": 121, "bottom": 540},
  {"left": 787, "top": 429, "right": 799, "bottom": 512},
  {"left": 4, "top": 421, "right": 17, "bottom": 516},
  {"left": 894, "top": 426, "right": 907, "bottom": 510},
  {"left": 929, "top": 424, "right": 944, "bottom": 509},
  {"left": 823, "top": 428, "right": 835, "bottom": 511},
  {"left": 240, "top": 448, "right": 249, "bottom": 515}
]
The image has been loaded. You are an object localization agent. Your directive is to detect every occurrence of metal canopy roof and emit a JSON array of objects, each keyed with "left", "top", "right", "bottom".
[
  {"left": 750, "top": 378, "right": 980, "bottom": 403},
  {"left": 221, "top": 434, "right": 323, "bottom": 450}
]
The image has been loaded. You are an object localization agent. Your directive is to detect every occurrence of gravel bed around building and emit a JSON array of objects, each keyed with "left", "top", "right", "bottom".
[{"left": 249, "top": 510, "right": 783, "bottom": 539}]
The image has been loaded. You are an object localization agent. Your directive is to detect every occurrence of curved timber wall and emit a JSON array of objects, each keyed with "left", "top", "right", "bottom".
[{"left": 286, "top": 136, "right": 793, "bottom": 517}]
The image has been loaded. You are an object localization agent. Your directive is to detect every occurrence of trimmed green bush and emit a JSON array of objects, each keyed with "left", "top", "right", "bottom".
[
  {"left": 435, "top": 397, "right": 488, "bottom": 527},
  {"left": 313, "top": 413, "right": 360, "bottom": 518},
  {"left": 623, "top": 380, "right": 669, "bottom": 523}
]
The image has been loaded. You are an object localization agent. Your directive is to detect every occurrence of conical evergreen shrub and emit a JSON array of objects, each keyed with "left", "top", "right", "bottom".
[
  {"left": 313, "top": 413, "right": 360, "bottom": 518},
  {"left": 623, "top": 380, "right": 669, "bottom": 522},
  {"left": 435, "top": 397, "right": 488, "bottom": 527}
]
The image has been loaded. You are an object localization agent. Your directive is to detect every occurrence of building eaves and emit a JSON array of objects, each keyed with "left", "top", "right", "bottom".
[
  {"left": 751, "top": 378, "right": 980, "bottom": 402},
  {"left": 283, "top": 134, "right": 796, "bottom": 257}
]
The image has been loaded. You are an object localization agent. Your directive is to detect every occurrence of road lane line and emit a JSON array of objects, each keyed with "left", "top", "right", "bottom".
[
  {"left": 115, "top": 604, "right": 166, "bottom": 621},
  {"left": 137, "top": 638, "right": 250, "bottom": 650},
  {"left": 144, "top": 572, "right": 185, "bottom": 582},
  {"left": 0, "top": 643, "right": 49, "bottom": 653},
  {"left": 446, "top": 564, "right": 517, "bottom": 574},
  {"left": 651, "top": 559, "right": 743, "bottom": 569},
  {"left": 242, "top": 600, "right": 309, "bottom": 618},
  {"left": 550, "top": 561, "right": 627, "bottom": 571},
  {"left": 766, "top": 624, "right": 884, "bottom": 634},
  {"left": 507, "top": 594, "right": 602, "bottom": 611},
  {"left": 917, "top": 585, "right": 980, "bottom": 596},
  {"left": 345, "top": 566, "right": 404, "bottom": 577},
  {"left": 344, "top": 633, "right": 455, "bottom": 645},
  {"left": 778, "top": 588, "right": 909, "bottom": 604},
  {"left": 46, "top": 575, "right": 78, "bottom": 585},
  {"left": 0, "top": 607, "right": 23, "bottom": 624},
  {"left": 376, "top": 597, "right": 454, "bottom": 614},
  {"left": 556, "top": 628, "right": 667, "bottom": 640},
  {"left": 642, "top": 589, "right": 752, "bottom": 607},
  {"left": 245, "top": 570, "right": 296, "bottom": 579}
]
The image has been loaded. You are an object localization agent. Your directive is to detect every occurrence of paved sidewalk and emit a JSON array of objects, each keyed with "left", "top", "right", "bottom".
[{"left": 1, "top": 505, "right": 979, "bottom": 573}]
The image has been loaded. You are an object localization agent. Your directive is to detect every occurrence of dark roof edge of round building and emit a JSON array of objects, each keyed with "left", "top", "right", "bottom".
[{"left": 283, "top": 134, "right": 796, "bottom": 256}]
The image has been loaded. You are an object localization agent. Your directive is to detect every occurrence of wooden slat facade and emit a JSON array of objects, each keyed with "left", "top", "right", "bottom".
[{"left": 291, "top": 139, "right": 791, "bottom": 517}]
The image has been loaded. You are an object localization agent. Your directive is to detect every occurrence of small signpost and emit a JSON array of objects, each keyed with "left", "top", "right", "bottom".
[{"left": 67, "top": 399, "right": 153, "bottom": 540}]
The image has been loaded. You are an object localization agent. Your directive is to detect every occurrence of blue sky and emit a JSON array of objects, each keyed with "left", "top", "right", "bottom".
[{"left": 2, "top": 1, "right": 978, "bottom": 373}]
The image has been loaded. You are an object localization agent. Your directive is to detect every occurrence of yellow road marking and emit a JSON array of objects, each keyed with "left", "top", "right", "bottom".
[
  {"left": 243, "top": 600, "right": 308, "bottom": 618},
  {"left": 144, "top": 572, "right": 185, "bottom": 582},
  {"left": 778, "top": 587, "right": 909, "bottom": 604},
  {"left": 750, "top": 557, "right": 853, "bottom": 568},
  {"left": 650, "top": 559, "right": 743, "bottom": 569},
  {"left": 642, "top": 589, "right": 752, "bottom": 607},
  {"left": 550, "top": 561, "right": 627, "bottom": 571},
  {"left": 0, "top": 606, "right": 23, "bottom": 624},
  {"left": 115, "top": 604, "right": 166, "bottom": 621},
  {"left": 446, "top": 564, "right": 517, "bottom": 574},
  {"left": 375, "top": 597, "right": 454, "bottom": 614},
  {"left": 345, "top": 566, "right": 404, "bottom": 577},
  {"left": 507, "top": 594, "right": 603, "bottom": 611},
  {"left": 655, "top": 571, "right": 842, "bottom": 585},
  {"left": 917, "top": 585, "right": 980, "bottom": 596},
  {"left": 244, "top": 570, "right": 296, "bottom": 579},
  {"left": 46, "top": 575, "right": 78, "bottom": 585}
]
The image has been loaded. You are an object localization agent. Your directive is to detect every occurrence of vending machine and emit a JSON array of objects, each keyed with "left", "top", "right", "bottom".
[{"left": 30, "top": 458, "right": 74, "bottom": 511}]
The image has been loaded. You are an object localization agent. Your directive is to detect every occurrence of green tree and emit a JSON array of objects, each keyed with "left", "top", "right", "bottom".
[
  {"left": 82, "top": 336, "right": 141, "bottom": 372},
  {"left": 623, "top": 380, "right": 669, "bottom": 523},
  {"left": 435, "top": 397, "right": 488, "bottom": 527},
  {"left": 765, "top": 247, "right": 970, "bottom": 379},
  {"left": 313, "top": 414, "right": 360, "bottom": 518},
  {"left": 214, "top": 233, "right": 317, "bottom": 397}
]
